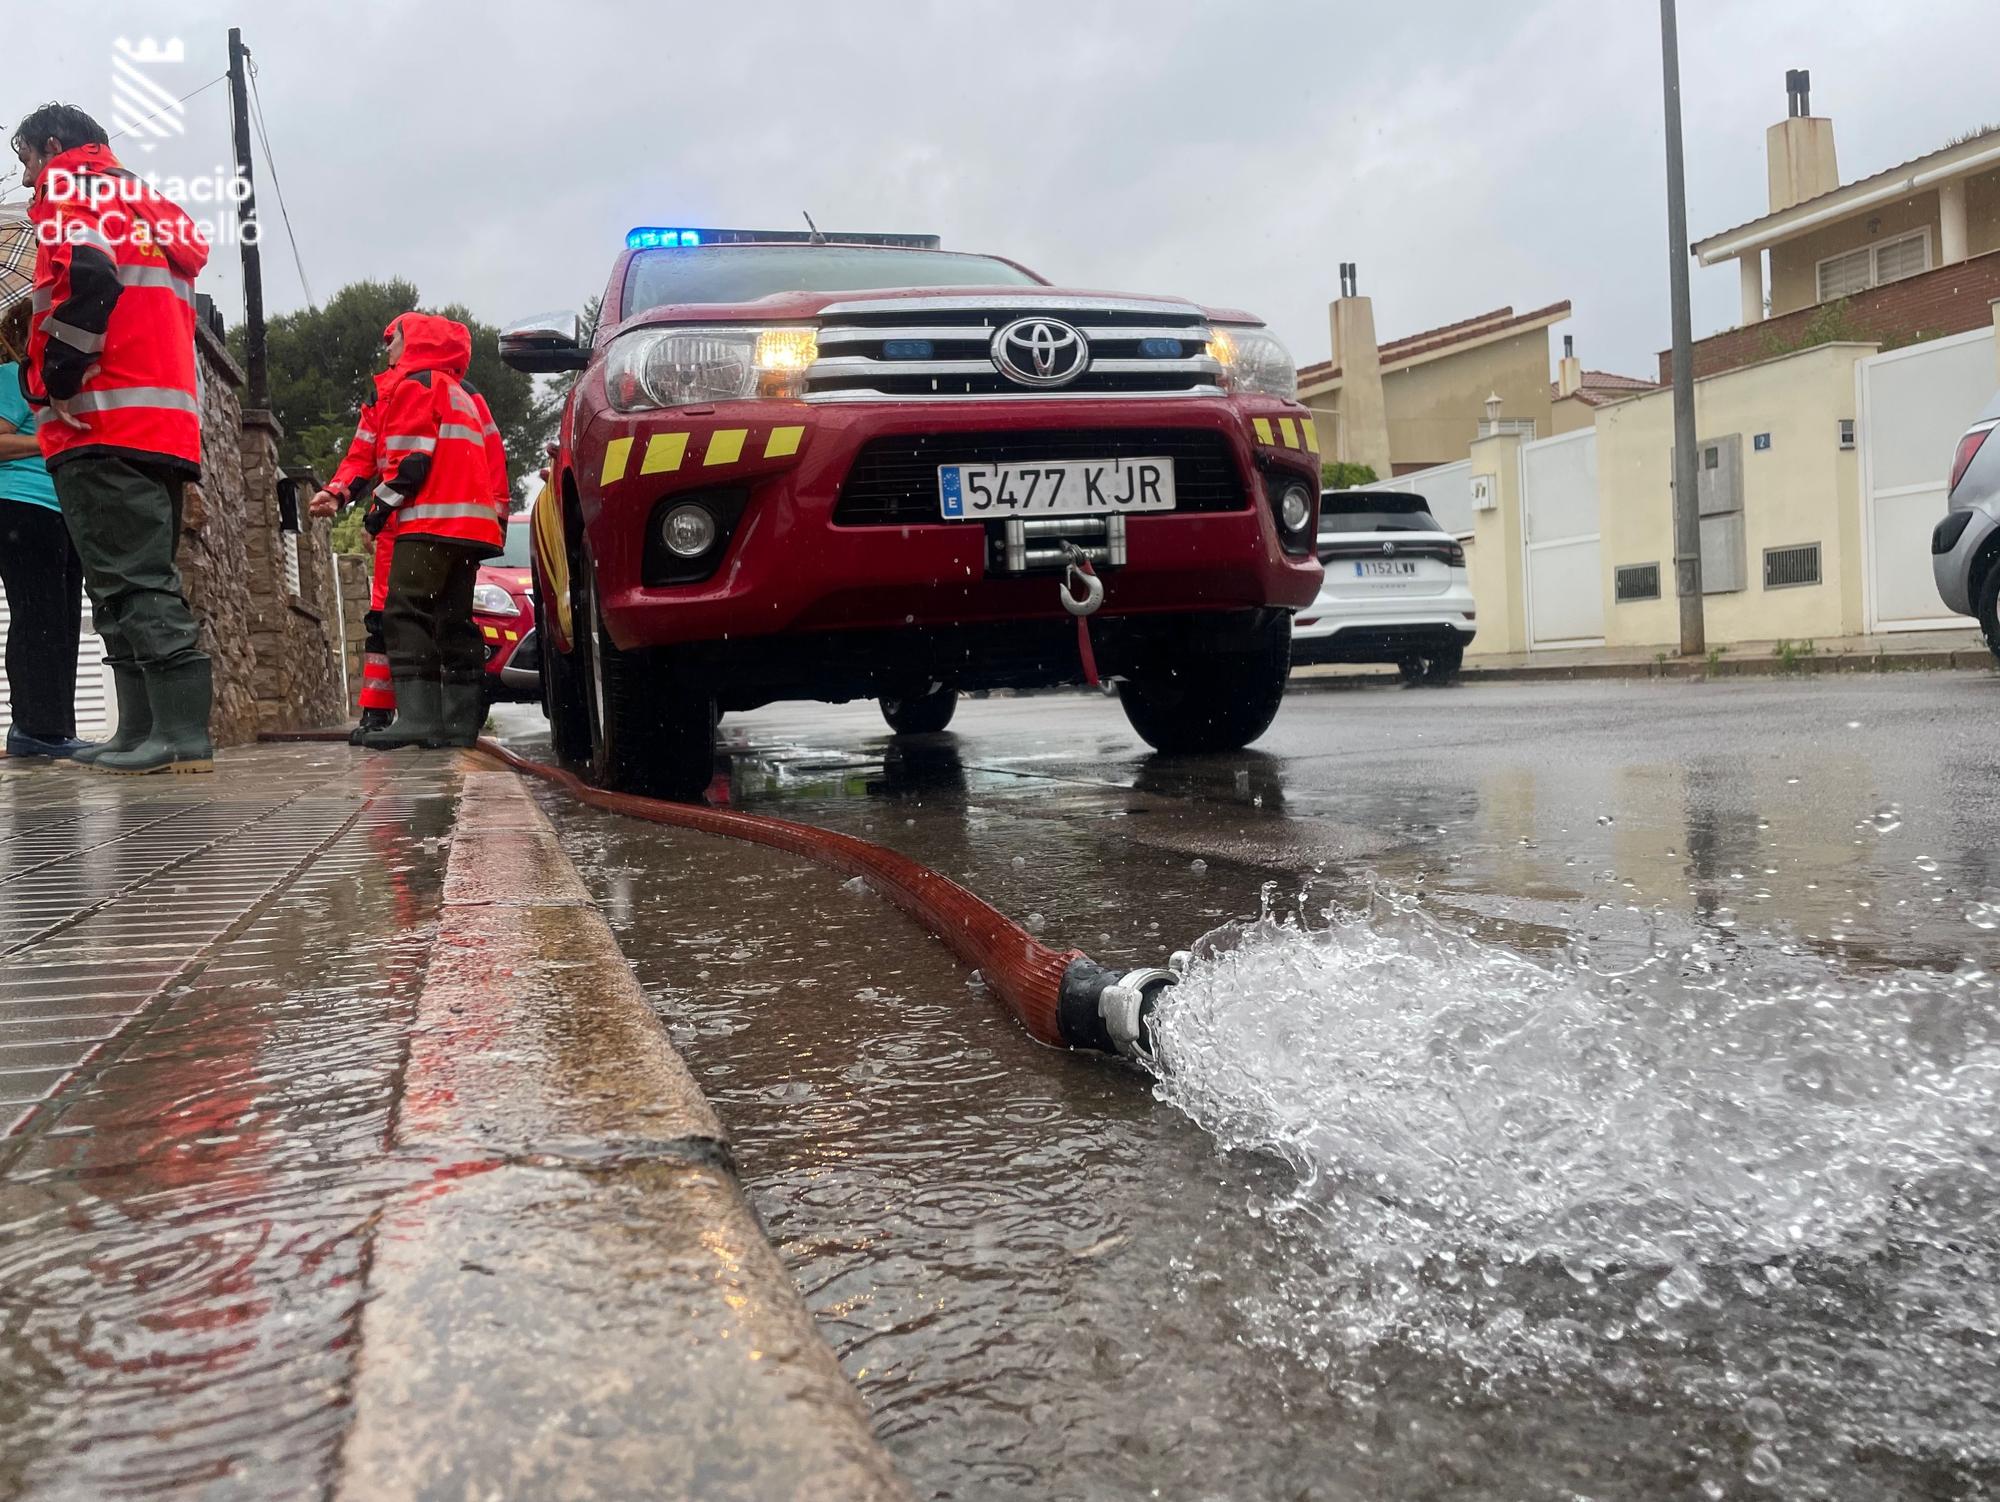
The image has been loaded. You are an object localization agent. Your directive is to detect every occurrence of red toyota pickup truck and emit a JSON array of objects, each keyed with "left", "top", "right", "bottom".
[{"left": 501, "top": 228, "right": 1322, "bottom": 799}]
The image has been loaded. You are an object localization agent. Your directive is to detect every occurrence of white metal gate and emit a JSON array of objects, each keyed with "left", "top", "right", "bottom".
[
  {"left": 1857, "top": 326, "right": 1998, "bottom": 632},
  {"left": 1356, "top": 460, "right": 1475, "bottom": 537},
  {"left": 1520, "top": 428, "right": 1605, "bottom": 648},
  {"left": 0, "top": 591, "right": 116, "bottom": 740}
]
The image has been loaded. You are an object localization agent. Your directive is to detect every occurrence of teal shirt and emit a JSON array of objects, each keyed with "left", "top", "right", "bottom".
[{"left": 0, "top": 363, "right": 59, "bottom": 511}]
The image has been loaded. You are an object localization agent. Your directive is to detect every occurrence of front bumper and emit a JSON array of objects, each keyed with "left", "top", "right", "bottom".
[
  {"left": 570, "top": 395, "right": 1324, "bottom": 652},
  {"left": 476, "top": 607, "right": 540, "bottom": 698},
  {"left": 1932, "top": 504, "right": 1998, "bottom": 617}
]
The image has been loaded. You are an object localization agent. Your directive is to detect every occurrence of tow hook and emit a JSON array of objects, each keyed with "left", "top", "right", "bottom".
[{"left": 1060, "top": 542, "right": 1105, "bottom": 685}]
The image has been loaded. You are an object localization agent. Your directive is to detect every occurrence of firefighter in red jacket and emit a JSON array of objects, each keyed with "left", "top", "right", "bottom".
[
  {"left": 310, "top": 312, "right": 507, "bottom": 748},
  {"left": 12, "top": 104, "right": 212, "bottom": 774}
]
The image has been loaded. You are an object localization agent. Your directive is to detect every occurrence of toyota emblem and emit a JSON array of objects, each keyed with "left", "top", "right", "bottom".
[
  {"left": 1381, "top": 540, "right": 1397, "bottom": 556},
  {"left": 991, "top": 317, "right": 1089, "bottom": 389}
]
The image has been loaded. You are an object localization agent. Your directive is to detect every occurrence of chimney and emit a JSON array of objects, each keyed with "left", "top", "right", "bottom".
[
  {"left": 1557, "top": 335, "right": 1583, "bottom": 399},
  {"left": 1327, "top": 265, "right": 1391, "bottom": 477},
  {"left": 1766, "top": 68, "right": 1839, "bottom": 213}
]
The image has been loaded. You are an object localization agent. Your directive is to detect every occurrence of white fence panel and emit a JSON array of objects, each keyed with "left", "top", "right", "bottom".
[
  {"left": 1857, "top": 327, "right": 1997, "bottom": 631},
  {"left": 1521, "top": 428, "right": 1605, "bottom": 648}
]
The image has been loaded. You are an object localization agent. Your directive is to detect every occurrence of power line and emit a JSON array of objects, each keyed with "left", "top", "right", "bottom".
[{"left": 245, "top": 57, "right": 315, "bottom": 309}]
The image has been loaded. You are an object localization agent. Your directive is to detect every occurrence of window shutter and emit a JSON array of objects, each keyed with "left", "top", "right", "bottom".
[
  {"left": 1873, "top": 232, "right": 1929, "bottom": 285},
  {"left": 1817, "top": 247, "right": 1872, "bottom": 301}
]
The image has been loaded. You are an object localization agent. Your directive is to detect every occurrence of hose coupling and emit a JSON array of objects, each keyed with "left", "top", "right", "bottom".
[{"left": 1098, "top": 966, "right": 1177, "bottom": 1058}]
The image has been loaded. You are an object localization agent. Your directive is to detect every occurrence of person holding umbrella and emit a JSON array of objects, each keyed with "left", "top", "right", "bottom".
[{"left": 0, "top": 205, "right": 88, "bottom": 760}]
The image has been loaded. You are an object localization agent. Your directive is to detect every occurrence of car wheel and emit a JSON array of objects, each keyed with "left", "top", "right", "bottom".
[
  {"left": 1396, "top": 655, "right": 1428, "bottom": 685},
  {"left": 575, "top": 551, "right": 717, "bottom": 801},
  {"left": 1423, "top": 642, "right": 1465, "bottom": 685},
  {"left": 880, "top": 684, "right": 958, "bottom": 735},
  {"left": 536, "top": 563, "right": 592, "bottom": 766},
  {"left": 1979, "top": 561, "right": 2000, "bottom": 667},
  {"left": 1119, "top": 614, "right": 1292, "bottom": 754}
]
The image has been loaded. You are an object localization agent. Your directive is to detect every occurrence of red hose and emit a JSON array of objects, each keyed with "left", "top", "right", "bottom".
[{"left": 262, "top": 731, "right": 1086, "bottom": 1048}]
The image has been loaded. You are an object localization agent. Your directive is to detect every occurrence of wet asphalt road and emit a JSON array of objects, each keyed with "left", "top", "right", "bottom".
[{"left": 513, "top": 671, "right": 2000, "bottom": 1501}]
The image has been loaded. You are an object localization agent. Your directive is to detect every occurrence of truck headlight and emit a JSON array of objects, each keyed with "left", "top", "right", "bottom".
[
  {"left": 606, "top": 325, "right": 819, "bottom": 411},
  {"left": 1207, "top": 326, "right": 1297, "bottom": 400},
  {"left": 471, "top": 581, "right": 517, "bottom": 616}
]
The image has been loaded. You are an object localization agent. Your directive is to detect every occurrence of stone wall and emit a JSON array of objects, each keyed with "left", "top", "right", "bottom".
[
  {"left": 186, "top": 325, "right": 263, "bottom": 745},
  {"left": 186, "top": 319, "right": 347, "bottom": 744},
  {"left": 335, "top": 553, "right": 372, "bottom": 714}
]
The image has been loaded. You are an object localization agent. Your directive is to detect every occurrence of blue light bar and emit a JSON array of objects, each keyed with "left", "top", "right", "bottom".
[{"left": 625, "top": 227, "right": 942, "bottom": 252}]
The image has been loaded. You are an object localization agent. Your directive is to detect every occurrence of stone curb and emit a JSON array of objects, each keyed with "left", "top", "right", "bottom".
[
  {"left": 336, "top": 762, "right": 910, "bottom": 1502},
  {"left": 1289, "top": 647, "right": 1993, "bottom": 691}
]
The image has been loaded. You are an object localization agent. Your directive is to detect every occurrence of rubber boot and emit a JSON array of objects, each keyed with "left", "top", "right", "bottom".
[
  {"left": 348, "top": 708, "right": 394, "bottom": 747},
  {"left": 73, "top": 665, "right": 149, "bottom": 767},
  {"left": 431, "top": 682, "right": 487, "bottom": 749},
  {"left": 362, "top": 678, "right": 442, "bottom": 750},
  {"left": 95, "top": 660, "right": 214, "bottom": 776}
]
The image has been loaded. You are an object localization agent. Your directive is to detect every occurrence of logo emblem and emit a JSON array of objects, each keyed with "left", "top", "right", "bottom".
[
  {"left": 111, "top": 37, "right": 188, "bottom": 155},
  {"left": 991, "top": 317, "right": 1089, "bottom": 389},
  {"left": 1382, "top": 540, "right": 1397, "bottom": 556}
]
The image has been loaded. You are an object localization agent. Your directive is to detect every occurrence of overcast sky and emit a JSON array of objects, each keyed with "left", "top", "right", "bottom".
[{"left": 7, "top": 1, "right": 1989, "bottom": 381}]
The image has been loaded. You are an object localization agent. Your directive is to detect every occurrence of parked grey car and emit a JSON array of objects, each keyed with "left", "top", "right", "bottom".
[{"left": 1931, "top": 390, "right": 2000, "bottom": 659}]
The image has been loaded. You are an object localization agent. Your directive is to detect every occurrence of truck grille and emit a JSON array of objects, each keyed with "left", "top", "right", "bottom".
[
  {"left": 807, "top": 295, "right": 1223, "bottom": 401},
  {"left": 834, "top": 429, "right": 1248, "bottom": 526}
]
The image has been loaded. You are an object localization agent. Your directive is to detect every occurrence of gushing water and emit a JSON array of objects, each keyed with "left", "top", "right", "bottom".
[{"left": 1147, "top": 886, "right": 2000, "bottom": 1482}]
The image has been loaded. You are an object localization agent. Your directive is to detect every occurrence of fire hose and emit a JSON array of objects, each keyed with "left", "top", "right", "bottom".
[{"left": 263, "top": 729, "right": 1179, "bottom": 1059}]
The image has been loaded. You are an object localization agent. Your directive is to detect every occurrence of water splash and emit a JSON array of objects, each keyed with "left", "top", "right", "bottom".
[{"left": 1146, "top": 886, "right": 2000, "bottom": 1475}]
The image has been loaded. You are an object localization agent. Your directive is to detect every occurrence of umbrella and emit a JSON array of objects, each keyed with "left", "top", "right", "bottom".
[{"left": 0, "top": 203, "right": 33, "bottom": 320}]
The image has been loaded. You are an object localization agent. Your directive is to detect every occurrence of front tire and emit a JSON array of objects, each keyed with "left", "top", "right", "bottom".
[
  {"left": 881, "top": 684, "right": 958, "bottom": 735},
  {"left": 575, "top": 552, "right": 717, "bottom": 801},
  {"left": 536, "top": 563, "right": 592, "bottom": 766},
  {"left": 1119, "top": 614, "right": 1292, "bottom": 754}
]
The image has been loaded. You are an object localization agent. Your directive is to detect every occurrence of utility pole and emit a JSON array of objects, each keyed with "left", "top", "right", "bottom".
[
  {"left": 226, "top": 27, "right": 267, "bottom": 410},
  {"left": 1659, "top": 0, "right": 1704, "bottom": 654}
]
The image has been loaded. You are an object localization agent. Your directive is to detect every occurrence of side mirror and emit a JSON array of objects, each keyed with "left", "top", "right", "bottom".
[{"left": 499, "top": 311, "right": 588, "bottom": 374}]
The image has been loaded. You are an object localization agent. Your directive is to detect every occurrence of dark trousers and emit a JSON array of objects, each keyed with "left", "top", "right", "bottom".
[
  {"left": 50, "top": 455, "right": 204, "bottom": 673},
  {"left": 384, "top": 534, "right": 486, "bottom": 687},
  {"left": 0, "top": 501, "right": 85, "bottom": 738}
]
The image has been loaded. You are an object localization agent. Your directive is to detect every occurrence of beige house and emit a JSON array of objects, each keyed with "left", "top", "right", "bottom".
[
  {"left": 1681, "top": 71, "right": 2000, "bottom": 379},
  {"left": 1296, "top": 292, "right": 1573, "bottom": 477}
]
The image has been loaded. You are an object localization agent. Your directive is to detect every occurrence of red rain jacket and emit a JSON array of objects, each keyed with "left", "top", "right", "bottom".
[
  {"left": 22, "top": 143, "right": 209, "bottom": 474},
  {"left": 328, "top": 312, "right": 505, "bottom": 553}
]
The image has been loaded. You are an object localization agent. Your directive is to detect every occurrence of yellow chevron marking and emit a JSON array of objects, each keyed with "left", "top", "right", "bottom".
[
  {"left": 640, "top": 432, "right": 689, "bottom": 475},
  {"left": 704, "top": 428, "right": 748, "bottom": 466},
  {"left": 600, "top": 436, "right": 633, "bottom": 486},
  {"left": 504, "top": 630, "right": 519, "bottom": 643},
  {"left": 1278, "top": 417, "right": 1299, "bottom": 449},
  {"left": 1252, "top": 417, "right": 1274, "bottom": 445},
  {"left": 1301, "top": 417, "right": 1320, "bottom": 453},
  {"left": 481, "top": 625, "right": 499, "bottom": 640},
  {"left": 764, "top": 424, "right": 805, "bottom": 459}
]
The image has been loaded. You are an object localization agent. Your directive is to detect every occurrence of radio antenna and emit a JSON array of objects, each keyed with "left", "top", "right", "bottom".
[{"left": 802, "top": 210, "right": 826, "bottom": 245}]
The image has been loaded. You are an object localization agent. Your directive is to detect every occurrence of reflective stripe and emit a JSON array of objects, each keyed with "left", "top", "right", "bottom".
[
  {"left": 58, "top": 223, "right": 114, "bottom": 254},
  {"left": 437, "top": 423, "right": 483, "bottom": 444},
  {"left": 42, "top": 316, "right": 105, "bottom": 354},
  {"left": 482, "top": 423, "right": 501, "bottom": 440},
  {"left": 377, "top": 484, "right": 406, "bottom": 507},
  {"left": 355, "top": 427, "right": 377, "bottom": 444},
  {"left": 383, "top": 434, "right": 436, "bottom": 453},
  {"left": 399, "top": 502, "right": 501, "bottom": 524},
  {"left": 66, "top": 385, "right": 199, "bottom": 415},
  {"left": 115, "top": 264, "right": 194, "bottom": 306},
  {"left": 446, "top": 384, "right": 479, "bottom": 416},
  {"left": 31, "top": 288, "right": 50, "bottom": 313}
]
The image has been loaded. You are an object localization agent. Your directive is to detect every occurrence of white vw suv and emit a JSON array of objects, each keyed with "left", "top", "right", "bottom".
[{"left": 1290, "top": 490, "right": 1477, "bottom": 684}]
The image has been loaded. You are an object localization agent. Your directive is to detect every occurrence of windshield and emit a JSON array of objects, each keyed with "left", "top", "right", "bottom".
[
  {"left": 622, "top": 245, "right": 1042, "bottom": 314},
  {"left": 496, "top": 521, "right": 533, "bottom": 568},
  {"left": 1319, "top": 492, "right": 1444, "bottom": 534}
]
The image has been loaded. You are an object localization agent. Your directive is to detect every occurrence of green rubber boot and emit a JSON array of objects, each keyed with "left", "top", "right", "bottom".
[
  {"left": 362, "top": 677, "right": 443, "bottom": 750},
  {"left": 73, "top": 665, "right": 149, "bottom": 767},
  {"left": 431, "top": 681, "right": 487, "bottom": 749},
  {"left": 95, "top": 660, "right": 214, "bottom": 776}
]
